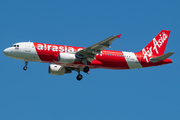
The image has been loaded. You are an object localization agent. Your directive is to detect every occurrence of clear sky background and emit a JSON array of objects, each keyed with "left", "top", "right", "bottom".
[{"left": 0, "top": 0, "right": 179, "bottom": 120}]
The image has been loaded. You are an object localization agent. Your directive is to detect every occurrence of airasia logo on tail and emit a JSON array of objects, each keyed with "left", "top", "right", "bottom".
[
  {"left": 153, "top": 32, "right": 168, "bottom": 54},
  {"left": 142, "top": 32, "right": 168, "bottom": 63}
]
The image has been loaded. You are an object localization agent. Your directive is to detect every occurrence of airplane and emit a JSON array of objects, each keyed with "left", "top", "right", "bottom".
[{"left": 3, "top": 30, "right": 174, "bottom": 81}]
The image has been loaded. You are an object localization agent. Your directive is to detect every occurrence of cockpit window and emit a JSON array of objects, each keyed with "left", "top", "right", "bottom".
[{"left": 11, "top": 45, "right": 19, "bottom": 47}]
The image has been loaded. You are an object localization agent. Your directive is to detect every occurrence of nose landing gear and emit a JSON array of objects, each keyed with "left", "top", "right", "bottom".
[{"left": 23, "top": 61, "right": 28, "bottom": 70}]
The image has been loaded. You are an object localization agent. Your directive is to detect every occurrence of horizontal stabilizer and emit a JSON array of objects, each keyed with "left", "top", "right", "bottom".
[{"left": 150, "top": 52, "right": 175, "bottom": 63}]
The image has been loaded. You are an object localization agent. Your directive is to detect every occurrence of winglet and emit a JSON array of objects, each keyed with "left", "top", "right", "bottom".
[{"left": 117, "top": 34, "right": 122, "bottom": 38}]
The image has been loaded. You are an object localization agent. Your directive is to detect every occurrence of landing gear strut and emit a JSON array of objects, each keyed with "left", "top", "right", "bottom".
[
  {"left": 23, "top": 61, "right": 28, "bottom": 70},
  {"left": 75, "top": 59, "right": 90, "bottom": 81},
  {"left": 76, "top": 69, "right": 83, "bottom": 81},
  {"left": 82, "top": 59, "right": 90, "bottom": 73}
]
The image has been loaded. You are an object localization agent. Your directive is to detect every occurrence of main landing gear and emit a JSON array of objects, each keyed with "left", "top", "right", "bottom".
[
  {"left": 76, "top": 68, "right": 83, "bottom": 81},
  {"left": 76, "top": 59, "right": 90, "bottom": 81},
  {"left": 76, "top": 66, "right": 90, "bottom": 81},
  {"left": 23, "top": 61, "right": 28, "bottom": 70},
  {"left": 77, "top": 74, "right": 83, "bottom": 81},
  {"left": 83, "top": 66, "right": 89, "bottom": 73},
  {"left": 82, "top": 59, "right": 89, "bottom": 73}
]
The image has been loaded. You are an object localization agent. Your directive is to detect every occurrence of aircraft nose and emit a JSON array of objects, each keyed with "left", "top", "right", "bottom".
[{"left": 3, "top": 48, "right": 9, "bottom": 56}]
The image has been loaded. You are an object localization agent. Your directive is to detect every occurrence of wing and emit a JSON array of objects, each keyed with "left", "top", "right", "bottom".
[{"left": 75, "top": 34, "right": 121, "bottom": 63}]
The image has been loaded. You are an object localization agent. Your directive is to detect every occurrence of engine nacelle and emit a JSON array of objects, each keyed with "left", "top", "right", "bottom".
[
  {"left": 58, "top": 53, "right": 76, "bottom": 63},
  {"left": 48, "top": 64, "right": 71, "bottom": 75}
]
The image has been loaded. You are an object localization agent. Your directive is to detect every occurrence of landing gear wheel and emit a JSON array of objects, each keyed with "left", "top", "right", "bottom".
[
  {"left": 83, "top": 66, "right": 89, "bottom": 73},
  {"left": 23, "top": 66, "right": 27, "bottom": 70},
  {"left": 76, "top": 74, "right": 83, "bottom": 81}
]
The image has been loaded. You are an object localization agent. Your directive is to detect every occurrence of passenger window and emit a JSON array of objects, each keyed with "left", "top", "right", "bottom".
[{"left": 17, "top": 45, "right": 19, "bottom": 47}]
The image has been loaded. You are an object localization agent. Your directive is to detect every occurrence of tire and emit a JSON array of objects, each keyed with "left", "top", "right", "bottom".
[
  {"left": 23, "top": 66, "right": 27, "bottom": 70},
  {"left": 83, "top": 66, "right": 89, "bottom": 73},
  {"left": 76, "top": 74, "right": 83, "bottom": 81}
]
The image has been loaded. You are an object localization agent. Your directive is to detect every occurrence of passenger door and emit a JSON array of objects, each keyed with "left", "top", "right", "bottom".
[{"left": 25, "top": 42, "right": 31, "bottom": 52}]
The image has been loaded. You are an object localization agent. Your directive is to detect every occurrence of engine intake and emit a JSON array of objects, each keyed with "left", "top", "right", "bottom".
[
  {"left": 49, "top": 64, "right": 71, "bottom": 75},
  {"left": 58, "top": 53, "right": 76, "bottom": 63}
]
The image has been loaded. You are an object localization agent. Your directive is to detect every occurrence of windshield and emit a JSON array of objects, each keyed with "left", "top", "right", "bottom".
[{"left": 11, "top": 45, "right": 19, "bottom": 47}]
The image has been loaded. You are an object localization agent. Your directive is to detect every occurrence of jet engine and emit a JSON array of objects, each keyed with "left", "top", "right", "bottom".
[
  {"left": 48, "top": 64, "right": 71, "bottom": 75},
  {"left": 58, "top": 53, "right": 76, "bottom": 63}
]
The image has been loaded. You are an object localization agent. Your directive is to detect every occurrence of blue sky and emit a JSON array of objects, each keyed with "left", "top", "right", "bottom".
[{"left": 0, "top": 0, "right": 179, "bottom": 119}]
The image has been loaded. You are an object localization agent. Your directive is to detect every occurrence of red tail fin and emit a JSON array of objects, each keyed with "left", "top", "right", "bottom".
[{"left": 138, "top": 30, "right": 171, "bottom": 62}]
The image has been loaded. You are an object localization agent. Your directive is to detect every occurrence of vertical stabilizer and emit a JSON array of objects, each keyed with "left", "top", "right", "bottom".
[{"left": 138, "top": 30, "right": 171, "bottom": 62}]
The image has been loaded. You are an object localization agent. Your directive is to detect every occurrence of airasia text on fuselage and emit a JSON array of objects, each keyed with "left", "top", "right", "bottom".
[
  {"left": 36, "top": 44, "right": 83, "bottom": 52},
  {"left": 36, "top": 43, "right": 103, "bottom": 56}
]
